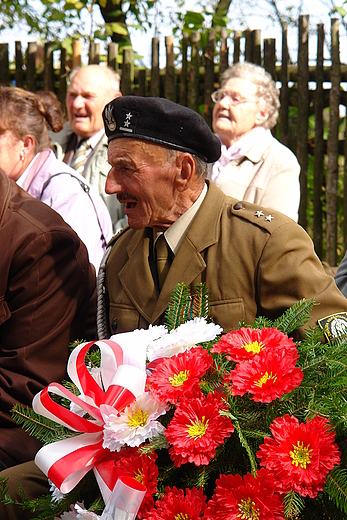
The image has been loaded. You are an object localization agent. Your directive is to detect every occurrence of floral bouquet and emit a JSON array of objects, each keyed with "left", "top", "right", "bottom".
[{"left": 3, "top": 283, "right": 347, "bottom": 519}]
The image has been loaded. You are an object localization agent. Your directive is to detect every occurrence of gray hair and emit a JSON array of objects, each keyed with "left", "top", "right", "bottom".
[
  {"left": 167, "top": 149, "right": 208, "bottom": 178},
  {"left": 220, "top": 62, "right": 280, "bottom": 130},
  {"left": 69, "top": 65, "right": 121, "bottom": 94}
]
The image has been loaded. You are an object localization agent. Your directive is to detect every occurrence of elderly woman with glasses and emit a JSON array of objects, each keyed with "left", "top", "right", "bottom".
[{"left": 208, "top": 61, "right": 300, "bottom": 221}]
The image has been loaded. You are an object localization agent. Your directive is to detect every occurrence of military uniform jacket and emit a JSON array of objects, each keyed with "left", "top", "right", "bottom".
[
  {"left": 103, "top": 181, "right": 347, "bottom": 340},
  {"left": 0, "top": 173, "right": 96, "bottom": 467}
]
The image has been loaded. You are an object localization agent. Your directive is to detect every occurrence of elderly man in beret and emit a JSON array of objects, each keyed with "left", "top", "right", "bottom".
[
  {"left": 97, "top": 96, "right": 347, "bottom": 342},
  {"left": 2, "top": 97, "right": 347, "bottom": 520}
]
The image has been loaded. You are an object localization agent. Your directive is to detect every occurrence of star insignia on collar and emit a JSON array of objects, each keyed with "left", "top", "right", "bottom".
[
  {"left": 255, "top": 210, "right": 264, "bottom": 218},
  {"left": 265, "top": 214, "right": 274, "bottom": 222}
]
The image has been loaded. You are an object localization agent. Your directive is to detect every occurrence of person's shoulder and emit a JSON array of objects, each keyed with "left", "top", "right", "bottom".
[
  {"left": 107, "top": 225, "right": 134, "bottom": 248},
  {"left": 268, "top": 134, "right": 299, "bottom": 163},
  {"left": 227, "top": 198, "right": 298, "bottom": 234}
]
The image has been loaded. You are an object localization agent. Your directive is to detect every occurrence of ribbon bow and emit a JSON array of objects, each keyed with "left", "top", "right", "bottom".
[{"left": 33, "top": 339, "right": 146, "bottom": 502}]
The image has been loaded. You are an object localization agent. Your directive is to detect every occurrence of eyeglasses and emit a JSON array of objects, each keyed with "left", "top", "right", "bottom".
[{"left": 211, "top": 89, "right": 257, "bottom": 105}]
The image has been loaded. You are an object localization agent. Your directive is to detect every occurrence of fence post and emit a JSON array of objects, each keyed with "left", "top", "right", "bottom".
[
  {"left": 108, "top": 42, "right": 119, "bottom": 71},
  {"left": 264, "top": 38, "right": 276, "bottom": 80},
  {"left": 15, "top": 41, "right": 23, "bottom": 88},
  {"left": 44, "top": 41, "right": 55, "bottom": 92},
  {"left": 326, "top": 18, "right": 340, "bottom": 266},
  {"left": 179, "top": 32, "right": 189, "bottom": 106},
  {"left": 203, "top": 29, "right": 215, "bottom": 127},
  {"left": 220, "top": 28, "right": 229, "bottom": 76},
  {"left": 151, "top": 36, "right": 160, "bottom": 97},
  {"left": 313, "top": 23, "right": 325, "bottom": 260},
  {"left": 58, "top": 47, "right": 67, "bottom": 115},
  {"left": 233, "top": 30, "right": 241, "bottom": 64},
  {"left": 252, "top": 29, "right": 262, "bottom": 65},
  {"left": 187, "top": 31, "right": 201, "bottom": 113},
  {"left": 89, "top": 42, "right": 100, "bottom": 64},
  {"left": 279, "top": 24, "right": 289, "bottom": 147},
  {"left": 137, "top": 69, "right": 147, "bottom": 96},
  {"left": 27, "top": 42, "right": 37, "bottom": 92},
  {"left": 245, "top": 29, "right": 252, "bottom": 62},
  {"left": 165, "top": 35, "right": 176, "bottom": 101},
  {"left": 0, "top": 43, "right": 10, "bottom": 86},
  {"left": 297, "top": 14, "right": 309, "bottom": 230},
  {"left": 72, "top": 40, "right": 82, "bottom": 69},
  {"left": 121, "top": 47, "right": 133, "bottom": 95}
]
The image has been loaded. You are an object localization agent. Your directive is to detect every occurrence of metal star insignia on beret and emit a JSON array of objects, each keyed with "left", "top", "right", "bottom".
[
  {"left": 265, "top": 214, "right": 274, "bottom": 222},
  {"left": 255, "top": 210, "right": 264, "bottom": 218}
]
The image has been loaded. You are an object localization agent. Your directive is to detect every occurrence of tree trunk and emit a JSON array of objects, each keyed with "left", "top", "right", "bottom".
[{"left": 98, "top": 0, "right": 131, "bottom": 45}]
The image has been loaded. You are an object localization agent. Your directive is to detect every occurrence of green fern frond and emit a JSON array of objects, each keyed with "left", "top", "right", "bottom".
[
  {"left": 282, "top": 489, "right": 305, "bottom": 518},
  {"left": 164, "top": 282, "right": 192, "bottom": 331},
  {"left": 324, "top": 467, "right": 347, "bottom": 514},
  {"left": 11, "top": 403, "right": 77, "bottom": 445},
  {"left": 273, "top": 298, "right": 314, "bottom": 334},
  {"left": 190, "top": 283, "right": 210, "bottom": 320}
]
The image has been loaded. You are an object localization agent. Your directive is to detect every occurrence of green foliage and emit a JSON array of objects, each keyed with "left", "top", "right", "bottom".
[{"left": 4, "top": 284, "right": 347, "bottom": 519}]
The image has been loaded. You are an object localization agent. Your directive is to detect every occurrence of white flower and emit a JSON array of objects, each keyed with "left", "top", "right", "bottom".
[
  {"left": 102, "top": 393, "right": 169, "bottom": 452},
  {"left": 49, "top": 480, "right": 65, "bottom": 503},
  {"left": 57, "top": 502, "right": 100, "bottom": 519},
  {"left": 147, "top": 317, "right": 222, "bottom": 361}
]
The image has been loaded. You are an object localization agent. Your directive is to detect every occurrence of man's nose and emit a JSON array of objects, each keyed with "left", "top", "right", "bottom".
[
  {"left": 73, "top": 95, "right": 84, "bottom": 109},
  {"left": 105, "top": 172, "right": 122, "bottom": 195}
]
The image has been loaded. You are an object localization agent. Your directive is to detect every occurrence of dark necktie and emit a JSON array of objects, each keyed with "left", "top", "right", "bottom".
[{"left": 155, "top": 234, "right": 170, "bottom": 291}]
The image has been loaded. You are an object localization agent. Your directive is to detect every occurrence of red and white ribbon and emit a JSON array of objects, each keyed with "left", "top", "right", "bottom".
[{"left": 33, "top": 340, "right": 146, "bottom": 502}]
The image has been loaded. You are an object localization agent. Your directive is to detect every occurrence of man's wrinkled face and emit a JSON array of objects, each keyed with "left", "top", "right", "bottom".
[
  {"left": 106, "top": 138, "right": 179, "bottom": 230},
  {"left": 66, "top": 68, "right": 118, "bottom": 139}
]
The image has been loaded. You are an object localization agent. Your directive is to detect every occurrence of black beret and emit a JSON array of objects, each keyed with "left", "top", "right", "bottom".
[{"left": 102, "top": 96, "right": 221, "bottom": 163}]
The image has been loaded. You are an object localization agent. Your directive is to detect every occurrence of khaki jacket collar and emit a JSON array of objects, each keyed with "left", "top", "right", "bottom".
[{"left": 117, "top": 181, "right": 226, "bottom": 323}]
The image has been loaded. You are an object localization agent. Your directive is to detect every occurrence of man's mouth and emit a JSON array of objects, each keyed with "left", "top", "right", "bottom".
[{"left": 117, "top": 194, "right": 138, "bottom": 210}]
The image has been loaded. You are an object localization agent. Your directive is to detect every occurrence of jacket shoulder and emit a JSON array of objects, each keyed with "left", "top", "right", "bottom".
[
  {"left": 107, "top": 225, "right": 134, "bottom": 248},
  {"left": 228, "top": 198, "right": 295, "bottom": 234}
]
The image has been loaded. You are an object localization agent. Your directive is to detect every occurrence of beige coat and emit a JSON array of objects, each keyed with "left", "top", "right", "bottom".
[
  {"left": 208, "top": 131, "right": 300, "bottom": 222},
  {"left": 102, "top": 182, "right": 347, "bottom": 340}
]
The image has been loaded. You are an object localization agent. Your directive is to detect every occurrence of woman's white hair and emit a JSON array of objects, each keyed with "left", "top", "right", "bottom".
[{"left": 220, "top": 61, "right": 280, "bottom": 130}]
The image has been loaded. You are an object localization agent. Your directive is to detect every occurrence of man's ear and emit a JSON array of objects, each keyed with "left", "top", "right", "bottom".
[{"left": 175, "top": 153, "right": 195, "bottom": 192}]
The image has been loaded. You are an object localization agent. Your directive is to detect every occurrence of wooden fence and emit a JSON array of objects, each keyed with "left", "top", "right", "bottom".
[{"left": 0, "top": 15, "right": 346, "bottom": 265}]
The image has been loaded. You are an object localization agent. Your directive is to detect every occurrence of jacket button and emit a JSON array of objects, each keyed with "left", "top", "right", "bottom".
[
  {"left": 111, "top": 320, "right": 117, "bottom": 332},
  {"left": 233, "top": 202, "right": 243, "bottom": 210}
]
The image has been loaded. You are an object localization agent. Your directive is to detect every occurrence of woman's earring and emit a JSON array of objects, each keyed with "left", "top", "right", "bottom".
[{"left": 20, "top": 151, "right": 25, "bottom": 162}]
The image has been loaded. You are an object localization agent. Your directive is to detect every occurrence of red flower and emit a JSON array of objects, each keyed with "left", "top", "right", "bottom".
[
  {"left": 212, "top": 327, "right": 297, "bottom": 363},
  {"left": 204, "top": 469, "right": 285, "bottom": 520},
  {"left": 112, "top": 447, "right": 159, "bottom": 518},
  {"left": 164, "top": 392, "right": 234, "bottom": 467},
  {"left": 257, "top": 415, "right": 341, "bottom": 498},
  {"left": 229, "top": 349, "right": 303, "bottom": 403},
  {"left": 148, "top": 346, "right": 213, "bottom": 404},
  {"left": 144, "top": 486, "right": 207, "bottom": 520}
]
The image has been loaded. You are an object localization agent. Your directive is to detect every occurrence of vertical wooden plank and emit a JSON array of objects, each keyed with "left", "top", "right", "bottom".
[
  {"left": 233, "top": 30, "right": 241, "bottom": 64},
  {"left": 252, "top": 29, "right": 262, "bottom": 65},
  {"left": 220, "top": 28, "right": 229, "bottom": 77},
  {"left": 137, "top": 69, "right": 146, "bottom": 96},
  {"left": 108, "top": 42, "right": 119, "bottom": 71},
  {"left": 326, "top": 18, "right": 340, "bottom": 266},
  {"left": 44, "top": 41, "right": 54, "bottom": 92},
  {"left": 72, "top": 40, "right": 82, "bottom": 69},
  {"left": 151, "top": 36, "right": 160, "bottom": 97},
  {"left": 203, "top": 29, "right": 215, "bottom": 127},
  {"left": 263, "top": 38, "right": 276, "bottom": 80},
  {"left": 89, "top": 42, "right": 100, "bottom": 64},
  {"left": 245, "top": 29, "right": 252, "bottom": 62},
  {"left": 27, "top": 42, "right": 37, "bottom": 92},
  {"left": 15, "top": 41, "right": 23, "bottom": 87},
  {"left": 297, "top": 14, "right": 309, "bottom": 230},
  {"left": 58, "top": 47, "right": 67, "bottom": 116},
  {"left": 179, "top": 32, "right": 189, "bottom": 106},
  {"left": 187, "top": 31, "right": 200, "bottom": 112},
  {"left": 165, "top": 35, "right": 176, "bottom": 101},
  {"left": 0, "top": 43, "right": 10, "bottom": 86},
  {"left": 279, "top": 24, "right": 289, "bottom": 147},
  {"left": 121, "top": 47, "right": 133, "bottom": 96},
  {"left": 313, "top": 23, "right": 325, "bottom": 260}
]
